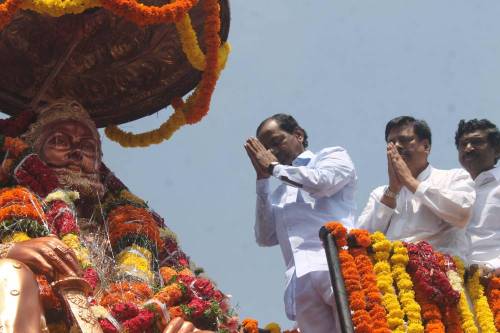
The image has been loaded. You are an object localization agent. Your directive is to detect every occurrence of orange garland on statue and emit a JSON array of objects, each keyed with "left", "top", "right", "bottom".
[
  {"left": 99, "top": 0, "right": 197, "bottom": 26},
  {"left": 0, "top": 0, "right": 22, "bottom": 30},
  {"left": 181, "top": 0, "right": 221, "bottom": 125},
  {"left": 107, "top": 205, "right": 163, "bottom": 249}
]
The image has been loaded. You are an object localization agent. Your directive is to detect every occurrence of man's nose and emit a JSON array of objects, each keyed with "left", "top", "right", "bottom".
[
  {"left": 68, "top": 148, "right": 83, "bottom": 161},
  {"left": 394, "top": 141, "right": 404, "bottom": 149},
  {"left": 464, "top": 142, "right": 475, "bottom": 152}
]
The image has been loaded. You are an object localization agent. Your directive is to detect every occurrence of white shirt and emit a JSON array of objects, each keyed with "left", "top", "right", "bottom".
[
  {"left": 254, "top": 147, "right": 357, "bottom": 318},
  {"left": 467, "top": 165, "right": 500, "bottom": 268},
  {"left": 356, "top": 165, "right": 475, "bottom": 259}
]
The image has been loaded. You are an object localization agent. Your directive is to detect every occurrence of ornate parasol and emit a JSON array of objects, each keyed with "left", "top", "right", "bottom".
[{"left": 0, "top": 0, "right": 230, "bottom": 146}]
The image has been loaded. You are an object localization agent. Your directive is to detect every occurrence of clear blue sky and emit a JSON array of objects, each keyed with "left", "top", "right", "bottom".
[{"left": 99, "top": 1, "right": 500, "bottom": 328}]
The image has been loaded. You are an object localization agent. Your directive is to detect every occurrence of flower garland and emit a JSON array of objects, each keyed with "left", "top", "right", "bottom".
[
  {"left": 326, "top": 222, "right": 372, "bottom": 333},
  {"left": 175, "top": 12, "right": 230, "bottom": 71},
  {"left": 414, "top": 287, "right": 445, "bottom": 333},
  {"left": 405, "top": 242, "right": 459, "bottom": 306},
  {"left": 466, "top": 269, "right": 496, "bottom": 333},
  {"left": 486, "top": 276, "right": 500, "bottom": 331},
  {"left": 435, "top": 253, "right": 463, "bottom": 333},
  {"left": 19, "top": 0, "right": 100, "bottom": 16},
  {"left": 369, "top": 232, "right": 405, "bottom": 332},
  {"left": 0, "top": 134, "right": 238, "bottom": 331},
  {"left": 0, "top": 0, "right": 22, "bottom": 30},
  {"left": 349, "top": 229, "right": 391, "bottom": 333},
  {"left": 452, "top": 257, "right": 478, "bottom": 333},
  {"left": 99, "top": 0, "right": 197, "bottom": 26},
  {"left": 105, "top": 0, "right": 227, "bottom": 147},
  {"left": 405, "top": 242, "right": 447, "bottom": 333},
  {"left": 390, "top": 241, "right": 423, "bottom": 333}
]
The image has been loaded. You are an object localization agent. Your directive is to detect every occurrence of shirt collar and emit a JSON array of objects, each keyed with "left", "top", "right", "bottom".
[
  {"left": 292, "top": 150, "right": 314, "bottom": 166},
  {"left": 475, "top": 164, "right": 500, "bottom": 186},
  {"left": 416, "top": 164, "right": 432, "bottom": 181}
]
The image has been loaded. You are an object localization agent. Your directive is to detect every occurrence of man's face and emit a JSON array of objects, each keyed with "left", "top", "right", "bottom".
[
  {"left": 40, "top": 120, "right": 100, "bottom": 174},
  {"left": 257, "top": 120, "right": 304, "bottom": 165},
  {"left": 387, "top": 125, "right": 430, "bottom": 168},
  {"left": 458, "top": 129, "right": 498, "bottom": 178}
]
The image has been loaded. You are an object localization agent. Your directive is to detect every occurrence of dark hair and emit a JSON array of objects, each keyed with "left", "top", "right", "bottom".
[
  {"left": 385, "top": 116, "right": 432, "bottom": 145},
  {"left": 455, "top": 119, "right": 500, "bottom": 162},
  {"left": 256, "top": 114, "right": 309, "bottom": 148}
]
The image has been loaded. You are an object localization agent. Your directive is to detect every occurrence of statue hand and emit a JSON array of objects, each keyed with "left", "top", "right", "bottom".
[
  {"left": 163, "top": 318, "right": 214, "bottom": 333},
  {"left": 7, "top": 235, "right": 82, "bottom": 280}
]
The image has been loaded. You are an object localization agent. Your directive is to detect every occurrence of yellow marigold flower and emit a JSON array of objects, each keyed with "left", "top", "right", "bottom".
[
  {"left": 3, "top": 231, "right": 30, "bottom": 243},
  {"left": 265, "top": 323, "right": 281, "bottom": 333}
]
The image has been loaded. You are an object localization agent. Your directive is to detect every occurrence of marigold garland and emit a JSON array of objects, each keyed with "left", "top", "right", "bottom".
[
  {"left": 390, "top": 241, "right": 423, "bottom": 333},
  {"left": 451, "top": 258, "right": 478, "bottom": 333},
  {"left": 349, "top": 230, "right": 390, "bottom": 333},
  {"left": 105, "top": 0, "right": 226, "bottom": 147},
  {"left": 370, "top": 232, "right": 405, "bottom": 332},
  {"left": 487, "top": 276, "right": 500, "bottom": 331},
  {"left": 175, "top": 12, "right": 230, "bottom": 71},
  {"left": 467, "top": 269, "right": 496, "bottom": 333},
  {"left": 19, "top": 0, "right": 100, "bottom": 16},
  {"left": 99, "top": 0, "right": 197, "bottom": 26},
  {"left": 414, "top": 287, "right": 445, "bottom": 333},
  {"left": 328, "top": 223, "right": 373, "bottom": 333}
]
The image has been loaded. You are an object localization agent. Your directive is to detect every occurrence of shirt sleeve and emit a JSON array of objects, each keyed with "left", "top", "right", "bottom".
[
  {"left": 272, "top": 147, "right": 356, "bottom": 199},
  {"left": 413, "top": 169, "right": 476, "bottom": 228},
  {"left": 254, "top": 178, "right": 279, "bottom": 247},
  {"left": 356, "top": 186, "right": 395, "bottom": 233}
]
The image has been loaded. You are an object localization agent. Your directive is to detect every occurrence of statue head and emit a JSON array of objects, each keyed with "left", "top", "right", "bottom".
[{"left": 22, "top": 100, "right": 105, "bottom": 199}]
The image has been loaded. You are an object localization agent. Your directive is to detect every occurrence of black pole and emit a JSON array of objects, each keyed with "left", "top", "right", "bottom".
[{"left": 319, "top": 226, "right": 354, "bottom": 333}]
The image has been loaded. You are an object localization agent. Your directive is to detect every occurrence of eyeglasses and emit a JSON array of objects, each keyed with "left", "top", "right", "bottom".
[{"left": 458, "top": 138, "right": 488, "bottom": 150}]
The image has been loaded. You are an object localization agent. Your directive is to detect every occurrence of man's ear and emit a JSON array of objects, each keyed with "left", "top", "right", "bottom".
[
  {"left": 293, "top": 128, "right": 304, "bottom": 143},
  {"left": 495, "top": 144, "right": 500, "bottom": 159},
  {"left": 422, "top": 139, "right": 431, "bottom": 154}
]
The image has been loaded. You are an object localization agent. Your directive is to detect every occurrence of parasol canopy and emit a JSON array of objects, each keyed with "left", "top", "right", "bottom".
[{"left": 0, "top": 0, "right": 230, "bottom": 128}]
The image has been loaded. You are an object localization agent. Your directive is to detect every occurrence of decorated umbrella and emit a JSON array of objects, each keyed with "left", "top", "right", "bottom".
[{"left": 0, "top": 0, "right": 231, "bottom": 146}]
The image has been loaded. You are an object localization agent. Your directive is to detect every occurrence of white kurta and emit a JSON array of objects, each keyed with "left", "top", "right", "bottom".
[
  {"left": 254, "top": 147, "right": 357, "bottom": 329},
  {"left": 356, "top": 165, "right": 475, "bottom": 259},
  {"left": 467, "top": 165, "right": 500, "bottom": 268}
]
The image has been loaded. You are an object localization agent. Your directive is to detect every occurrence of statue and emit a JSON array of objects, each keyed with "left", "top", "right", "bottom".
[{"left": 0, "top": 100, "right": 238, "bottom": 333}]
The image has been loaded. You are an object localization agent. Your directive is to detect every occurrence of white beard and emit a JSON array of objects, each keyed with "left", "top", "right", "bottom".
[{"left": 52, "top": 168, "right": 106, "bottom": 200}]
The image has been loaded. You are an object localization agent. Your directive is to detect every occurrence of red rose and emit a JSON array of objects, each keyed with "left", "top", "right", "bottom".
[
  {"left": 122, "top": 309, "right": 155, "bottom": 333},
  {"left": 188, "top": 298, "right": 210, "bottom": 318},
  {"left": 193, "top": 278, "right": 214, "bottom": 299},
  {"left": 111, "top": 302, "right": 140, "bottom": 321},
  {"left": 99, "top": 319, "right": 119, "bottom": 333},
  {"left": 179, "top": 274, "right": 195, "bottom": 286},
  {"left": 213, "top": 290, "right": 224, "bottom": 302}
]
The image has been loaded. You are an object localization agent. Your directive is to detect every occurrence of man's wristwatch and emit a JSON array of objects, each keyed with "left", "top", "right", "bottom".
[
  {"left": 383, "top": 187, "right": 399, "bottom": 199},
  {"left": 267, "top": 162, "right": 279, "bottom": 175}
]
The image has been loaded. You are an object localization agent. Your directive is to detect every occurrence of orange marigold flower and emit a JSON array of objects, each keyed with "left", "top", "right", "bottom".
[
  {"left": 350, "top": 229, "right": 372, "bottom": 248},
  {"left": 242, "top": 318, "right": 259, "bottom": 333},
  {"left": 160, "top": 267, "right": 177, "bottom": 283},
  {"left": 324, "top": 221, "right": 347, "bottom": 247}
]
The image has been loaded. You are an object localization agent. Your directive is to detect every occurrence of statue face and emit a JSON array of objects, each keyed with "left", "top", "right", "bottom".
[{"left": 39, "top": 120, "right": 100, "bottom": 174}]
